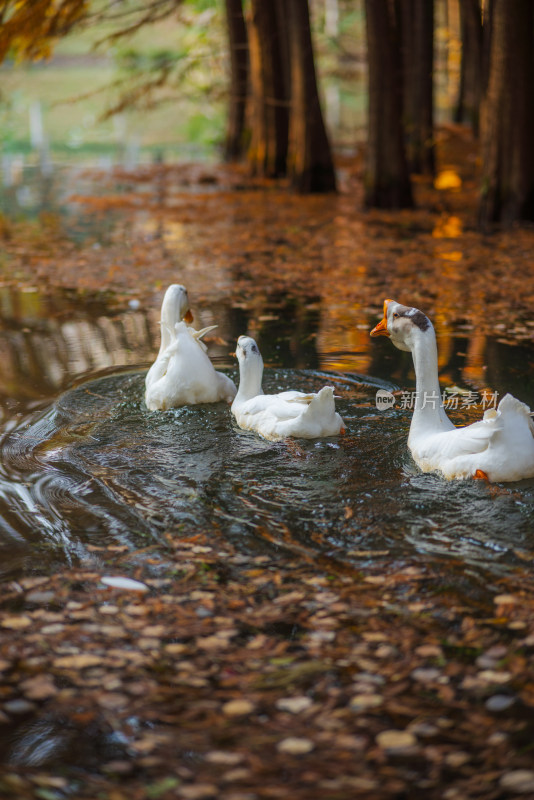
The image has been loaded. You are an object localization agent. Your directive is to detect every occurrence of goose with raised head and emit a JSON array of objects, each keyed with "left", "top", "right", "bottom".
[
  {"left": 145, "top": 284, "right": 194, "bottom": 393},
  {"left": 370, "top": 299, "right": 534, "bottom": 482},
  {"left": 145, "top": 284, "right": 236, "bottom": 410},
  {"left": 231, "top": 335, "right": 345, "bottom": 441},
  {"left": 145, "top": 321, "right": 236, "bottom": 410}
]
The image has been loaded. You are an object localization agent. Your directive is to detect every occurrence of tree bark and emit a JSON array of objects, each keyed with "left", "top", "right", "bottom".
[
  {"left": 287, "top": 0, "right": 337, "bottom": 193},
  {"left": 478, "top": 0, "right": 534, "bottom": 228},
  {"left": 247, "top": 0, "right": 289, "bottom": 177},
  {"left": 454, "top": 0, "right": 483, "bottom": 135},
  {"left": 401, "top": 0, "right": 435, "bottom": 175},
  {"left": 364, "top": 0, "right": 413, "bottom": 208},
  {"left": 224, "top": 0, "right": 249, "bottom": 162}
]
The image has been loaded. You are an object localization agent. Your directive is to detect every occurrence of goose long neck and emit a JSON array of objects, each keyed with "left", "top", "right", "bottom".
[
  {"left": 159, "top": 321, "right": 173, "bottom": 353},
  {"left": 237, "top": 356, "right": 264, "bottom": 401},
  {"left": 410, "top": 328, "right": 451, "bottom": 431},
  {"left": 159, "top": 291, "right": 187, "bottom": 353},
  {"left": 159, "top": 304, "right": 178, "bottom": 353}
]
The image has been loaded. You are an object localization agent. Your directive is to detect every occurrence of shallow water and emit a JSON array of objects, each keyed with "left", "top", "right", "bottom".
[{"left": 0, "top": 288, "right": 533, "bottom": 586}]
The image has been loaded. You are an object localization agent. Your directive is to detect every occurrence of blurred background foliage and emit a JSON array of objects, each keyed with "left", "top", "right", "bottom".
[
  {"left": 0, "top": 0, "right": 436, "bottom": 165},
  {"left": 0, "top": 0, "right": 232, "bottom": 161}
]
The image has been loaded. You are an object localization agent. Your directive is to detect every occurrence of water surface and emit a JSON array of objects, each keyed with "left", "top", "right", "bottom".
[{"left": 0, "top": 287, "right": 532, "bottom": 587}]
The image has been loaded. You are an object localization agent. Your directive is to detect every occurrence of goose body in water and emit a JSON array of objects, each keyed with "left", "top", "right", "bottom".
[
  {"left": 371, "top": 299, "right": 534, "bottom": 482},
  {"left": 145, "top": 285, "right": 236, "bottom": 410},
  {"left": 231, "top": 336, "right": 345, "bottom": 441}
]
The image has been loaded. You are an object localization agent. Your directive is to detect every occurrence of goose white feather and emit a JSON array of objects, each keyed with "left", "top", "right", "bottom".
[
  {"left": 371, "top": 299, "right": 534, "bottom": 482},
  {"left": 231, "top": 336, "right": 345, "bottom": 441},
  {"left": 145, "top": 285, "right": 236, "bottom": 410}
]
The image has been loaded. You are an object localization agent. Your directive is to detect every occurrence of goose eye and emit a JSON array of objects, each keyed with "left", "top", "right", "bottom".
[{"left": 392, "top": 312, "right": 399, "bottom": 319}]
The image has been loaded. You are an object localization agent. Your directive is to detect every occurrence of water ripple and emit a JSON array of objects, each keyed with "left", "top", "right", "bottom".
[{"left": 0, "top": 368, "right": 532, "bottom": 581}]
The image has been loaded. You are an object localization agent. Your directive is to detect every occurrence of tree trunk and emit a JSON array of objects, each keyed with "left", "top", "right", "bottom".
[
  {"left": 454, "top": 0, "right": 483, "bottom": 135},
  {"left": 478, "top": 0, "right": 534, "bottom": 228},
  {"left": 481, "top": 0, "right": 494, "bottom": 96},
  {"left": 364, "top": 0, "right": 413, "bottom": 208},
  {"left": 287, "top": 0, "right": 337, "bottom": 193},
  {"left": 401, "top": 0, "right": 435, "bottom": 174},
  {"left": 224, "top": 0, "right": 249, "bottom": 162},
  {"left": 247, "top": 0, "right": 289, "bottom": 177}
]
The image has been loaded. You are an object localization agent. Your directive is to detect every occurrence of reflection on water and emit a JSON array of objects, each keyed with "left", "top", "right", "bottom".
[
  {"left": 0, "top": 286, "right": 533, "bottom": 586},
  {"left": 0, "top": 286, "right": 157, "bottom": 418}
]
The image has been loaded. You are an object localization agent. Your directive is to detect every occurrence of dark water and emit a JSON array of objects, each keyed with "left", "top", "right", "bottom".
[{"left": 0, "top": 287, "right": 533, "bottom": 586}]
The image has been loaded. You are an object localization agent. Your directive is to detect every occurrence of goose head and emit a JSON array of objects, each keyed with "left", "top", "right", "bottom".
[
  {"left": 236, "top": 335, "right": 263, "bottom": 367},
  {"left": 161, "top": 284, "right": 194, "bottom": 328},
  {"left": 234, "top": 336, "right": 264, "bottom": 399},
  {"left": 370, "top": 299, "right": 432, "bottom": 352}
]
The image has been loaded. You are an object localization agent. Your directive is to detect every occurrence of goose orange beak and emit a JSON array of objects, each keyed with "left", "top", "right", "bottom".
[
  {"left": 184, "top": 309, "right": 194, "bottom": 324},
  {"left": 370, "top": 299, "right": 393, "bottom": 337}
]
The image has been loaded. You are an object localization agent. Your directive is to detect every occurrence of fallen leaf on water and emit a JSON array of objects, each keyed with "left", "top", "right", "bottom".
[
  {"left": 1, "top": 615, "right": 31, "bottom": 629},
  {"left": 53, "top": 654, "right": 103, "bottom": 669},
  {"left": 277, "top": 737, "right": 315, "bottom": 755},
  {"left": 222, "top": 699, "right": 256, "bottom": 717},
  {"left": 179, "top": 784, "right": 218, "bottom": 800},
  {"left": 350, "top": 693, "right": 384, "bottom": 712},
  {"left": 477, "top": 670, "right": 512, "bottom": 684},
  {"left": 20, "top": 675, "right": 58, "bottom": 700},
  {"left": 97, "top": 692, "right": 129, "bottom": 710},
  {"left": 376, "top": 730, "right": 418, "bottom": 752},
  {"left": 205, "top": 751, "right": 244, "bottom": 765},
  {"left": 100, "top": 576, "right": 149, "bottom": 593},
  {"left": 275, "top": 696, "right": 313, "bottom": 714},
  {"left": 500, "top": 770, "right": 534, "bottom": 794},
  {"left": 434, "top": 169, "right": 462, "bottom": 190}
]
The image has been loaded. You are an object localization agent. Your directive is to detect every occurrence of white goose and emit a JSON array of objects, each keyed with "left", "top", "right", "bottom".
[
  {"left": 145, "top": 284, "right": 193, "bottom": 393},
  {"left": 145, "top": 285, "right": 236, "bottom": 410},
  {"left": 231, "top": 335, "right": 345, "bottom": 441},
  {"left": 370, "top": 299, "right": 534, "bottom": 482}
]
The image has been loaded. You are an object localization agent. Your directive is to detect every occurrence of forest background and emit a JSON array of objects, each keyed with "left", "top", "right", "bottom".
[{"left": 0, "top": 0, "right": 533, "bottom": 335}]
